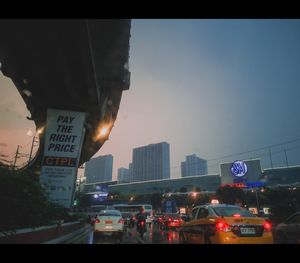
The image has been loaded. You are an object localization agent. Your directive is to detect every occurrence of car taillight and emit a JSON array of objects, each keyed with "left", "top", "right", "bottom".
[
  {"left": 95, "top": 219, "right": 100, "bottom": 224},
  {"left": 216, "top": 221, "right": 231, "bottom": 232},
  {"left": 168, "top": 218, "right": 172, "bottom": 222},
  {"left": 118, "top": 219, "right": 124, "bottom": 224},
  {"left": 263, "top": 221, "right": 272, "bottom": 232},
  {"left": 141, "top": 221, "right": 144, "bottom": 226}
]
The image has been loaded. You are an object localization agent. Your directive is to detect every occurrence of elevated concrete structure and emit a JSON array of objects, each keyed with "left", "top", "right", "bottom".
[{"left": 0, "top": 19, "right": 131, "bottom": 171}]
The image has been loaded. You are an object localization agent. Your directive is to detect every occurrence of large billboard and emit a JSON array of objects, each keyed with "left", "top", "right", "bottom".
[
  {"left": 40, "top": 109, "right": 86, "bottom": 208},
  {"left": 220, "top": 159, "right": 262, "bottom": 186}
]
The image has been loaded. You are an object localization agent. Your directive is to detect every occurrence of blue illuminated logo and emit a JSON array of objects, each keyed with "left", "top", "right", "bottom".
[{"left": 231, "top": 160, "right": 248, "bottom": 177}]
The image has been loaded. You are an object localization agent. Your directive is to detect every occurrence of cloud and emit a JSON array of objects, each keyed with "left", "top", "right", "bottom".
[{"left": 0, "top": 142, "right": 8, "bottom": 147}]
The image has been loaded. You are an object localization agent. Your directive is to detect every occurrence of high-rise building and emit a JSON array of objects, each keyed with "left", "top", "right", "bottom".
[
  {"left": 181, "top": 154, "right": 207, "bottom": 177},
  {"left": 118, "top": 167, "right": 131, "bottom": 183},
  {"left": 132, "top": 142, "right": 170, "bottom": 182},
  {"left": 85, "top": 155, "right": 113, "bottom": 183}
]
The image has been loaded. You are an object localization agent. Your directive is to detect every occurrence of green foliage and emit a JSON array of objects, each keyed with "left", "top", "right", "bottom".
[
  {"left": 179, "top": 187, "right": 187, "bottom": 193},
  {"left": 0, "top": 167, "right": 72, "bottom": 231},
  {"left": 264, "top": 188, "right": 300, "bottom": 223},
  {"left": 216, "top": 185, "right": 246, "bottom": 205},
  {"left": 150, "top": 193, "right": 162, "bottom": 209}
]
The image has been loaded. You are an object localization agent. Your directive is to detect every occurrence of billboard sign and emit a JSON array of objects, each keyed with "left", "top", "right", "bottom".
[
  {"left": 220, "top": 159, "right": 262, "bottom": 185},
  {"left": 231, "top": 160, "right": 248, "bottom": 177},
  {"left": 40, "top": 109, "right": 86, "bottom": 208}
]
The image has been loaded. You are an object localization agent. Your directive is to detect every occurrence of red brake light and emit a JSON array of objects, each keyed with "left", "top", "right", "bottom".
[
  {"left": 118, "top": 219, "right": 124, "bottom": 224},
  {"left": 216, "top": 221, "right": 231, "bottom": 232},
  {"left": 233, "top": 214, "right": 241, "bottom": 217},
  {"left": 168, "top": 218, "right": 172, "bottom": 222},
  {"left": 263, "top": 221, "right": 272, "bottom": 232},
  {"left": 140, "top": 221, "right": 144, "bottom": 226},
  {"left": 95, "top": 219, "right": 100, "bottom": 224}
]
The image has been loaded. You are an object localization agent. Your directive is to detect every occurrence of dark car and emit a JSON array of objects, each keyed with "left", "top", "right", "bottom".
[
  {"left": 121, "top": 212, "right": 132, "bottom": 226},
  {"left": 273, "top": 211, "right": 300, "bottom": 244},
  {"left": 163, "top": 213, "right": 183, "bottom": 230}
]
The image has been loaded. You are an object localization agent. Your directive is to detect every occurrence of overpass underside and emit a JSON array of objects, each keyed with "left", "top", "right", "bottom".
[{"left": 0, "top": 19, "right": 131, "bottom": 170}]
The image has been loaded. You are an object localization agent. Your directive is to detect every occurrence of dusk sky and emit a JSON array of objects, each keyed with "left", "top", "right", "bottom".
[{"left": 1, "top": 19, "right": 300, "bottom": 180}]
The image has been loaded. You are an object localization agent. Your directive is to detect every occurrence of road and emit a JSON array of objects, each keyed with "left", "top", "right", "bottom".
[{"left": 66, "top": 223, "right": 180, "bottom": 244}]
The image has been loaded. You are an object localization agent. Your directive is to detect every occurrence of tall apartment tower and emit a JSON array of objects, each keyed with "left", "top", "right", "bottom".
[
  {"left": 117, "top": 167, "right": 131, "bottom": 183},
  {"left": 132, "top": 142, "right": 170, "bottom": 182},
  {"left": 181, "top": 154, "right": 207, "bottom": 177},
  {"left": 85, "top": 154, "right": 113, "bottom": 183}
]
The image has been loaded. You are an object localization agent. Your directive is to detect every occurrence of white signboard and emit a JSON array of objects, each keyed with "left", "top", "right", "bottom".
[{"left": 40, "top": 109, "right": 86, "bottom": 208}]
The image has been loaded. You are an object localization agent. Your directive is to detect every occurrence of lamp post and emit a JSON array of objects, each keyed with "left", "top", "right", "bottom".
[{"left": 252, "top": 188, "right": 260, "bottom": 215}]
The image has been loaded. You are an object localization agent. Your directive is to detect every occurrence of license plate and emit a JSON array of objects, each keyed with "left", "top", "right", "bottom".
[
  {"left": 105, "top": 220, "right": 112, "bottom": 224},
  {"left": 240, "top": 227, "right": 256, "bottom": 234}
]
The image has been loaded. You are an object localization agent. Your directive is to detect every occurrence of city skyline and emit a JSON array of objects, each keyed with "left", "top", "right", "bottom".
[
  {"left": 84, "top": 154, "right": 113, "bottom": 184},
  {"left": 1, "top": 19, "right": 300, "bottom": 181}
]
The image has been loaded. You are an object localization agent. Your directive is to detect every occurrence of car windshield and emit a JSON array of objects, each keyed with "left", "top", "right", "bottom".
[{"left": 212, "top": 207, "right": 255, "bottom": 217}]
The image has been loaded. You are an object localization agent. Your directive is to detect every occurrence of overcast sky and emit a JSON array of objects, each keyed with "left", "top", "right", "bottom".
[{"left": 1, "top": 19, "right": 300, "bottom": 180}]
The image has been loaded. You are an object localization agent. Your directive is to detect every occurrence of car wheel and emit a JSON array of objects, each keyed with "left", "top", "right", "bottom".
[
  {"left": 276, "top": 231, "right": 287, "bottom": 244},
  {"left": 204, "top": 234, "right": 212, "bottom": 244},
  {"left": 179, "top": 231, "right": 187, "bottom": 244}
]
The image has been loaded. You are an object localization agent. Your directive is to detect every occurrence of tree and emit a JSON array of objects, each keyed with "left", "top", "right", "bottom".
[
  {"left": 216, "top": 185, "right": 245, "bottom": 205},
  {"left": 194, "top": 186, "right": 201, "bottom": 192},
  {"left": 0, "top": 167, "right": 71, "bottom": 231},
  {"left": 179, "top": 187, "right": 187, "bottom": 193},
  {"left": 150, "top": 193, "right": 162, "bottom": 210}
]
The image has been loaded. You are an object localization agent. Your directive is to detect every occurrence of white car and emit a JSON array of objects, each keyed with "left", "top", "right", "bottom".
[
  {"left": 146, "top": 214, "right": 153, "bottom": 225},
  {"left": 93, "top": 209, "right": 124, "bottom": 240}
]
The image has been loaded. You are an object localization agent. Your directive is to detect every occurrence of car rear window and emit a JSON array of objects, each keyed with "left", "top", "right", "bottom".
[
  {"left": 212, "top": 207, "right": 255, "bottom": 217},
  {"left": 98, "top": 211, "right": 121, "bottom": 217}
]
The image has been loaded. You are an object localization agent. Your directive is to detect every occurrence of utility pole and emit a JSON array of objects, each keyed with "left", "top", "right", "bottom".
[
  {"left": 284, "top": 149, "right": 289, "bottom": 168},
  {"left": 269, "top": 147, "right": 273, "bottom": 168},
  {"left": 13, "top": 145, "right": 20, "bottom": 170},
  {"left": 28, "top": 136, "right": 38, "bottom": 164},
  {"left": 255, "top": 189, "right": 260, "bottom": 215}
]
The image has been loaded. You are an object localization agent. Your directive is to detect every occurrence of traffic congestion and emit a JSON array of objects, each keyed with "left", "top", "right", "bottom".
[{"left": 67, "top": 201, "right": 300, "bottom": 244}]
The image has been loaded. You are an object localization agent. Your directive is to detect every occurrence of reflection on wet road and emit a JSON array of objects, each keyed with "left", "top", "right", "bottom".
[{"left": 70, "top": 223, "right": 180, "bottom": 244}]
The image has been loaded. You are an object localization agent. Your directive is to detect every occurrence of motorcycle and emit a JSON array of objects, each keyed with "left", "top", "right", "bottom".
[{"left": 136, "top": 219, "right": 147, "bottom": 239}]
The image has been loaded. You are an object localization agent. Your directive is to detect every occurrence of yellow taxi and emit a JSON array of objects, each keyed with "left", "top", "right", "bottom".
[{"left": 178, "top": 204, "right": 273, "bottom": 244}]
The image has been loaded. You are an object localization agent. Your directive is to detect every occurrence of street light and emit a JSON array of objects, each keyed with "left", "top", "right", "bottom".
[{"left": 251, "top": 188, "right": 260, "bottom": 215}]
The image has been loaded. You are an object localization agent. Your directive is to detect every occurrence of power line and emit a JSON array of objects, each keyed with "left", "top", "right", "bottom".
[{"left": 206, "top": 137, "right": 300, "bottom": 162}]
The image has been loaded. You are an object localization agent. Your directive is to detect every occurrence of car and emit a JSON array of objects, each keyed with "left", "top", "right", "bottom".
[
  {"left": 121, "top": 212, "right": 133, "bottom": 227},
  {"left": 273, "top": 211, "right": 300, "bottom": 244},
  {"left": 153, "top": 214, "right": 164, "bottom": 224},
  {"left": 145, "top": 212, "right": 153, "bottom": 225},
  {"left": 93, "top": 209, "right": 124, "bottom": 241},
  {"left": 179, "top": 204, "right": 273, "bottom": 244},
  {"left": 163, "top": 214, "right": 184, "bottom": 230}
]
